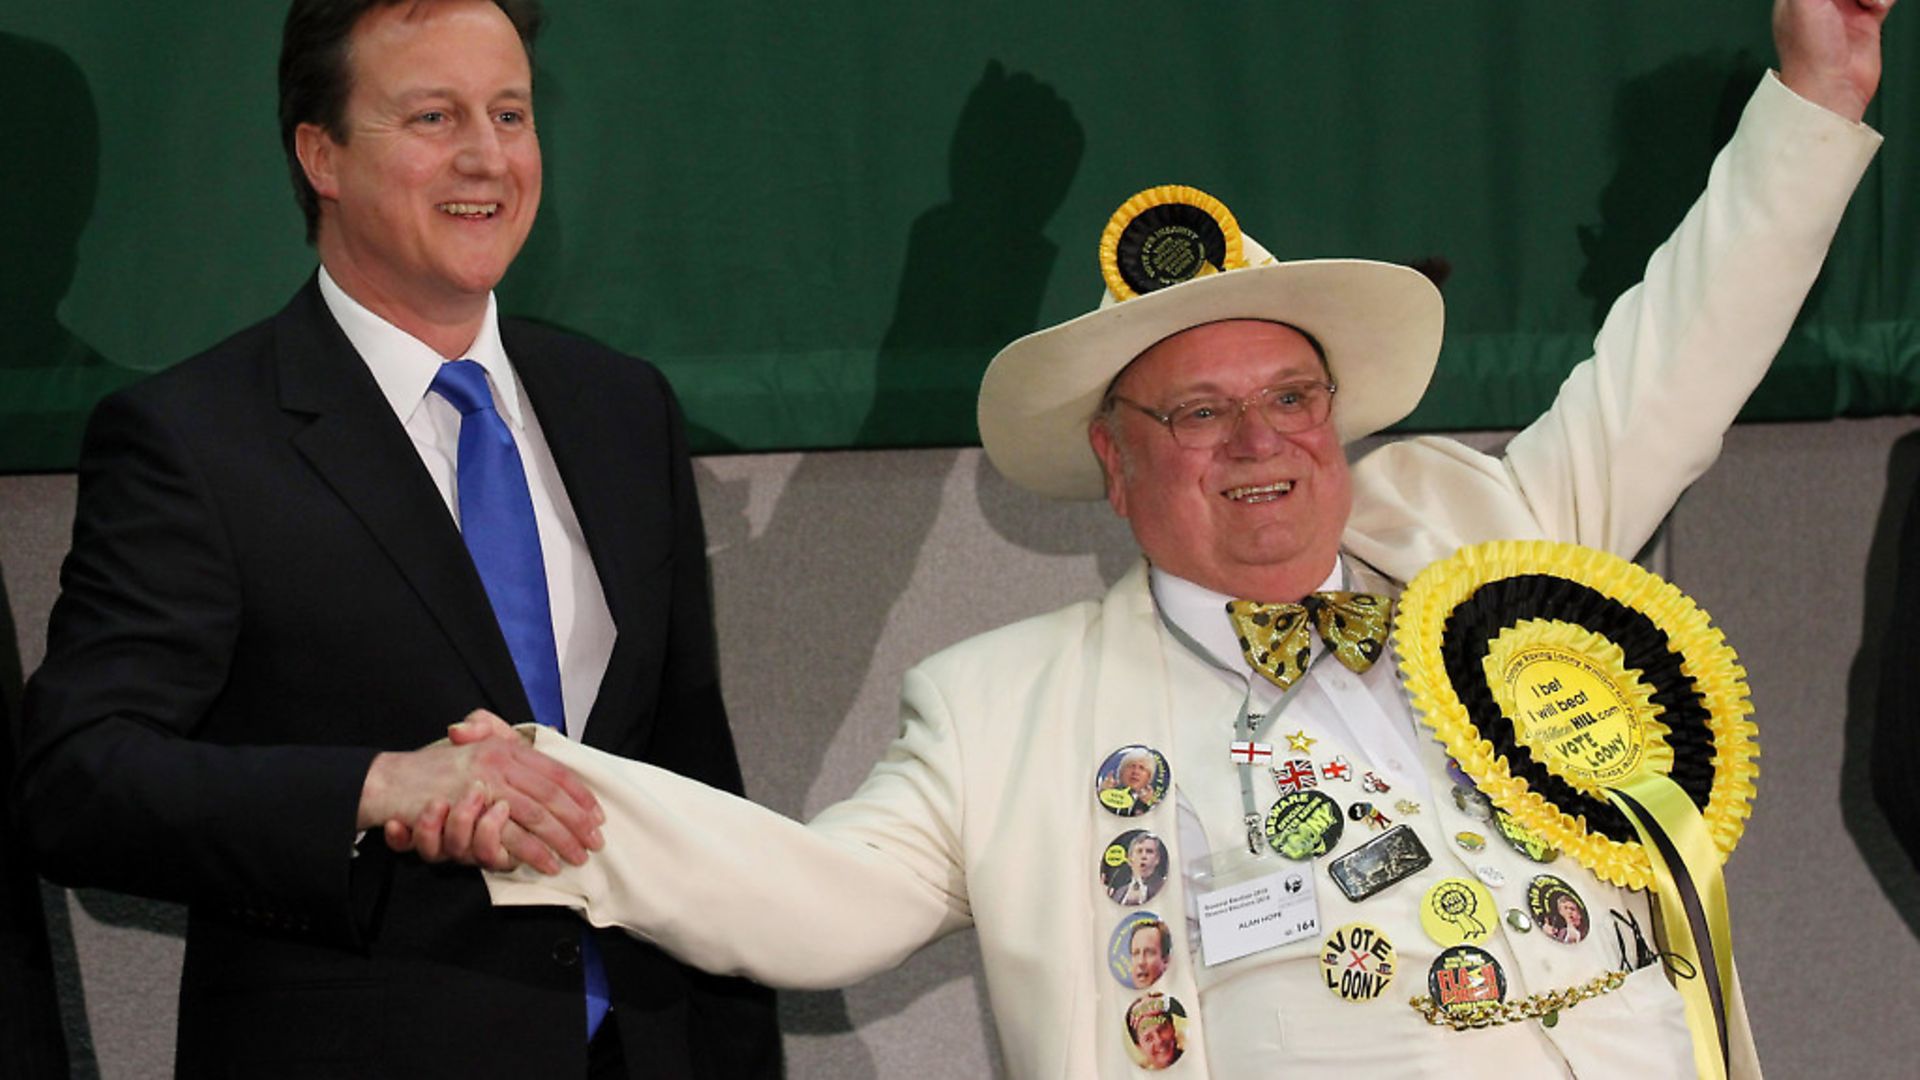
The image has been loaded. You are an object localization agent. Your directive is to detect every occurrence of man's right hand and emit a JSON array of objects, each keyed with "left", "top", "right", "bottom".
[
  {"left": 1775, "top": 0, "right": 1897, "bottom": 121},
  {"left": 357, "top": 709, "right": 603, "bottom": 874}
]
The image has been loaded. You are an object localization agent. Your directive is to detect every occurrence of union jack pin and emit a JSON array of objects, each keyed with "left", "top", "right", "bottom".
[{"left": 1272, "top": 758, "right": 1319, "bottom": 794}]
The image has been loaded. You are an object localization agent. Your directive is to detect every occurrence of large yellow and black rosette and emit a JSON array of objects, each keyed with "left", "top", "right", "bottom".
[{"left": 1396, "top": 540, "right": 1756, "bottom": 1080}]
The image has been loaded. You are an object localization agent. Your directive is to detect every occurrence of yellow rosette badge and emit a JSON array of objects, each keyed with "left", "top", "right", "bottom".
[
  {"left": 1484, "top": 620, "right": 1672, "bottom": 795},
  {"left": 1396, "top": 540, "right": 1757, "bottom": 1080},
  {"left": 1098, "top": 184, "right": 1246, "bottom": 302}
]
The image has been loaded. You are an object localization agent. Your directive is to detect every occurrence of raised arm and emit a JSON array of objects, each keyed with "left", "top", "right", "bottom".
[{"left": 1345, "top": 3, "right": 1890, "bottom": 577}]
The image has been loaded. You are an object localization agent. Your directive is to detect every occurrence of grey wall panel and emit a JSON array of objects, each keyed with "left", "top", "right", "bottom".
[
  {"left": 4, "top": 417, "right": 1917, "bottom": 1077},
  {"left": 1667, "top": 419, "right": 1920, "bottom": 1077}
]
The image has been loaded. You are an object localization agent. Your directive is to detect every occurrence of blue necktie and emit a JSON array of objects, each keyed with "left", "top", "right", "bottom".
[{"left": 431, "top": 359, "right": 610, "bottom": 1039}]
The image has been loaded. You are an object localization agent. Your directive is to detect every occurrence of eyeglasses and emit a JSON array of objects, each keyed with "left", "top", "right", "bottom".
[{"left": 1106, "top": 380, "right": 1337, "bottom": 449}]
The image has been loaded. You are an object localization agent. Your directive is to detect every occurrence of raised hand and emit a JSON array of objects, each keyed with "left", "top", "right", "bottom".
[{"left": 1775, "top": 0, "right": 1897, "bottom": 120}]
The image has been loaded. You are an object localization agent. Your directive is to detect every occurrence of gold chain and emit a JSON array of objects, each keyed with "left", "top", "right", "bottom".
[{"left": 1408, "top": 969, "right": 1628, "bottom": 1030}]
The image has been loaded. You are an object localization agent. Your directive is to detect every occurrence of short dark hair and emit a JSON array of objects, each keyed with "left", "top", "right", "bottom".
[{"left": 277, "top": 0, "right": 543, "bottom": 243}]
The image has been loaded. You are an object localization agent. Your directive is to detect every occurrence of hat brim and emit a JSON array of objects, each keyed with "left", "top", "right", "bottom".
[{"left": 977, "top": 258, "right": 1445, "bottom": 500}]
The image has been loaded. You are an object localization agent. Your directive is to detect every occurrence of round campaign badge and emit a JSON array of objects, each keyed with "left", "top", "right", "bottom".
[
  {"left": 1264, "top": 789, "right": 1344, "bottom": 860},
  {"left": 1451, "top": 783, "right": 1495, "bottom": 821},
  {"left": 1124, "top": 992, "right": 1188, "bottom": 1071},
  {"left": 1506, "top": 908, "right": 1534, "bottom": 933},
  {"left": 1096, "top": 745, "right": 1170, "bottom": 817},
  {"left": 1455, "top": 831, "right": 1487, "bottom": 853},
  {"left": 1493, "top": 808, "right": 1560, "bottom": 863},
  {"left": 1108, "top": 911, "right": 1173, "bottom": 989},
  {"left": 1420, "top": 877, "right": 1497, "bottom": 947},
  {"left": 1101, "top": 829, "right": 1170, "bottom": 906},
  {"left": 1427, "top": 945, "right": 1508, "bottom": 1018},
  {"left": 1319, "top": 922, "right": 1396, "bottom": 1004},
  {"left": 1527, "top": 875, "right": 1592, "bottom": 945},
  {"left": 1474, "top": 865, "right": 1507, "bottom": 888},
  {"left": 1489, "top": 634, "right": 1650, "bottom": 788}
]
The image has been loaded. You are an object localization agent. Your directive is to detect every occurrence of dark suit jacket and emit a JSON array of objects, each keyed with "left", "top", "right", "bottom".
[
  {"left": 1874, "top": 467, "right": 1920, "bottom": 870},
  {"left": 16, "top": 279, "right": 779, "bottom": 1078},
  {"left": 1, "top": 573, "right": 71, "bottom": 1080}
]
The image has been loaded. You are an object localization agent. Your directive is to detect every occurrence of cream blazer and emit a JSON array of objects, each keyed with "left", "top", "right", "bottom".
[{"left": 490, "top": 73, "right": 1880, "bottom": 1079}]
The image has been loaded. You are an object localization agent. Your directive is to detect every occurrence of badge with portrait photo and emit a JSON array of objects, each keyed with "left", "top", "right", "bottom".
[
  {"left": 1107, "top": 911, "right": 1173, "bottom": 990},
  {"left": 1527, "top": 875, "right": 1591, "bottom": 945},
  {"left": 1095, "top": 744, "right": 1171, "bottom": 817},
  {"left": 1124, "top": 992, "right": 1189, "bottom": 1071},
  {"left": 1100, "top": 828, "right": 1171, "bottom": 906}
]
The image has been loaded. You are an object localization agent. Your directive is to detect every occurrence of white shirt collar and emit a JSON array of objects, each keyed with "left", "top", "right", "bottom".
[
  {"left": 1149, "top": 559, "right": 1344, "bottom": 679},
  {"left": 316, "top": 266, "right": 525, "bottom": 430}
]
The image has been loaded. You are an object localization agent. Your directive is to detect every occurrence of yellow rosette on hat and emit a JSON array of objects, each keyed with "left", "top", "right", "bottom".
[
  {"left": 1395, "top": 540, "right": 1757, "bottom": 1080},
  {"left": 1097, "top": 184, "right": 1247, "bottom": 301}
]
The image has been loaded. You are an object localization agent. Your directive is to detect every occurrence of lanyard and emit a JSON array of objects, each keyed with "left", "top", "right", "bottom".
[{"left": 1154, "top": 569, "right": 1347, "bottom": 855}]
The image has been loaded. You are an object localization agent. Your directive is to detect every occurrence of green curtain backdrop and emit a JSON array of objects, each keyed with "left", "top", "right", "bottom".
[{"left": 3, "top": 2, "right": 1915, "bottom": 470}]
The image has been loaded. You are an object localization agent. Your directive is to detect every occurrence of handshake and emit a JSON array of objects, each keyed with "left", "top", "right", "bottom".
[{"left": 355, "top": 711, "right": 600, "bottom": 875}]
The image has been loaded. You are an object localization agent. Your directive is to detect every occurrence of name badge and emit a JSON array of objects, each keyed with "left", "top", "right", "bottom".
[{"left": 1194, "top": 862, "right": 1320, "bottom": 966}]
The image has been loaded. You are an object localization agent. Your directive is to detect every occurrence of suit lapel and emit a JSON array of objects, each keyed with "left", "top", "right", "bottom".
[{"left": 273, "top": 280, "right": 535, "bottom": 723}]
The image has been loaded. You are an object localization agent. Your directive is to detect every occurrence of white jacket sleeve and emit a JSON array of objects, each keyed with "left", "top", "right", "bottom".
[{"left": 485, "top": 672, "right": 975, "bottom": 990}]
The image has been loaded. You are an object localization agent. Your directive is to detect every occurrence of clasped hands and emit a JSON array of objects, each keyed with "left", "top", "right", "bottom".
[{"left": 358, "top": 710, "right": 591, "bottom": 874}]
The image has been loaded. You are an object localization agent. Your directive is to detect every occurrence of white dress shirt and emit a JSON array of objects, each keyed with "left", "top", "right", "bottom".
[{"left": 317, "top": 268, "right": 614, "bottom": 739}]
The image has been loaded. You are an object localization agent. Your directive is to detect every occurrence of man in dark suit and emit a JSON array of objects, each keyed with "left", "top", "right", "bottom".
[{"left": 13, "top": 1, "right": 779, "bottom": 1075}]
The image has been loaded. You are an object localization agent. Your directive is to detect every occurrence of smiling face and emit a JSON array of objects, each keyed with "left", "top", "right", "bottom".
[
  {"left": 1090, "top": 320, "right": 1351, "bottom": 602},
  {"left": 1136, "top": 1016, "right": 1179, "bottom": 1067},
  {"left": 296, "top": 0, "right": 539, "bottom": 352}
]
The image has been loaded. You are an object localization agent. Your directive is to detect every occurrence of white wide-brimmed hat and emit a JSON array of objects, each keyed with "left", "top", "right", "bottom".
[{"left": 977, "top": 185, "right": 1445, "bottom": 500}]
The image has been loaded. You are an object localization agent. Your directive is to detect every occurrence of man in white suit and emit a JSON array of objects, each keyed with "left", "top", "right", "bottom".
[{"left": 409, "top": 1, "right": 1895, "bottom": 1075}]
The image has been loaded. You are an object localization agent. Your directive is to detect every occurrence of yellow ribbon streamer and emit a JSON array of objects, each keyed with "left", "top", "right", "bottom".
[{"left": 1606, "top": 773, "right": 1734, "bottom": 1080}]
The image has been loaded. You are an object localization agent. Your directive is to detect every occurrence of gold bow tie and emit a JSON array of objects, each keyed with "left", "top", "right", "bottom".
[{"left": 1226, "top": 592, "right": 1390, "bottom": 691}]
